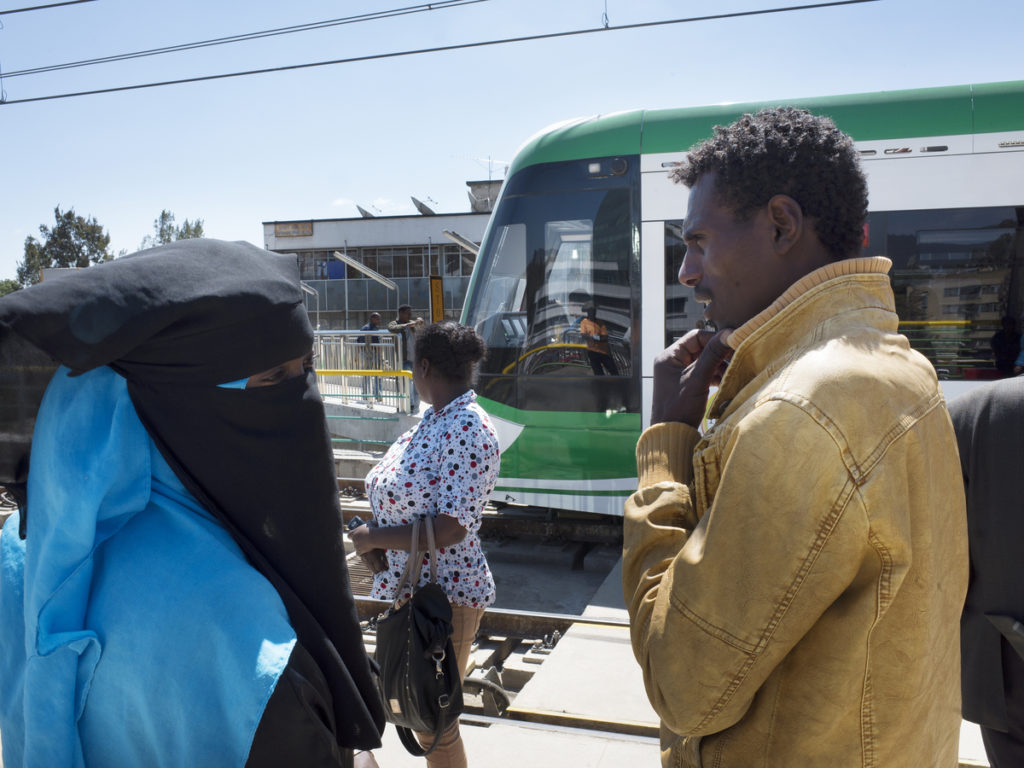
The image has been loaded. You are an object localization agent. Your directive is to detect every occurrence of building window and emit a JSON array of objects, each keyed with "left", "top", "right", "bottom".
[
  {"left": 409, "top": 250, "right": 424, "bottom": 277},
  {"left": 391, "top": 248, "right": 409, "bottom": 278},
  {"left": 295, "top": 250, "right": 331, "bottom": 280},
  {"left": 441, "top": 244, "right": 476, "bottom": 276}
]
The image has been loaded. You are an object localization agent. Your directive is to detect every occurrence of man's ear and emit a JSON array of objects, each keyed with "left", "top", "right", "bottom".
[{"left": 766, "top": 194, "right": 803, "bottom": 256}]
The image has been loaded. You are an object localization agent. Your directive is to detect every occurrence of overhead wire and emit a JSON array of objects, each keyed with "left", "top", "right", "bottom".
[
  {"left": 0, "top": 0, "right": 880, "bottom": 107},
  {"left": 0, "top": 0, "right": 96, "bottom": 102},
  {"left": 0, "top": 0, "right": 95, "bottom": 15},
  {"left": 2, "top": 0, "right": 491, "bottom": 79}
]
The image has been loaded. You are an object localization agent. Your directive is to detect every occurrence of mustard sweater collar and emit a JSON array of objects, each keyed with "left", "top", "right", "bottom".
[
  {"left": 710, "top": 256, "right": 895, "bottom": 418},
  {"left": 725, "top": 256, "right": 894, "bottom": 350}
]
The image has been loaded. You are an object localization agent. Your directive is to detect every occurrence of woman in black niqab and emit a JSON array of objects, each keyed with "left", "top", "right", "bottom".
[{"left": 0, "top": 239, "right": 384, "bottom": 763}]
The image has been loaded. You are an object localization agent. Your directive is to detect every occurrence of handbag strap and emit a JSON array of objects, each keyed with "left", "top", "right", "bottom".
[
  {"left": 423, "top": 514, "right": 438, "bottom": 584},
  {"left": 393, "top": 515, "right": 440, "bottom": 602},
  {"left": 395, "top": 517, "right": 421, "bottom": 598}
]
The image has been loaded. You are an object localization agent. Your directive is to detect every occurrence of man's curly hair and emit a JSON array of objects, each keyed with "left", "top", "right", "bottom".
[{"left": 671, "top": 107, "right": 868, "bottom": 260}]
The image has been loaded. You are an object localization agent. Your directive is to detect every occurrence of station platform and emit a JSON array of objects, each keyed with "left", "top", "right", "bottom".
[
  {"left": 369, "top": 558, "right": 993, "bottom": 768},
  {"left": 370, "top": 715, "right": 658, "bottom": 767}
]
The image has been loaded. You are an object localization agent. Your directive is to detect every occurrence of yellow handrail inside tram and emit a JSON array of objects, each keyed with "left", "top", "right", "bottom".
[{"left": 501, "top": 343, "right": 591, "bottom": 375}]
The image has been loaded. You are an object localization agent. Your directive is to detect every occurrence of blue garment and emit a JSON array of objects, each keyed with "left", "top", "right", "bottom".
[
  {"left": 358, "top": 322, "right": 380, "bottom": 345},
  {"left": 218, "top": 377, "right": 250, "bottom": 389},
  {"left": 0, "top": 367, "right": 295, "bottom": 767}
]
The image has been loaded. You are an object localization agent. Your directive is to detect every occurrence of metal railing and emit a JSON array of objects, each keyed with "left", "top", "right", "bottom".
[{"left": 314, "top": 330, "right": 413, "bottom": 413}]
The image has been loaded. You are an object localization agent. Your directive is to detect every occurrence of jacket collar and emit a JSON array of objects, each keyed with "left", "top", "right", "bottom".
[{"left": 713, "top": 256, "right": 895, "bottom": 418}]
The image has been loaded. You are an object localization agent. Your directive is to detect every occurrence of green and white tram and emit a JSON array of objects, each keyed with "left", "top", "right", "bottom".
[{"left": 461, "top": 81, "right": 1024, "bottom": 516}]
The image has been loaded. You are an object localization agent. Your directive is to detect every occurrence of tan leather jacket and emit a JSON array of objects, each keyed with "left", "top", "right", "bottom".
[{"left": 624, "top": 258, "right": 968, "bottom": 767}]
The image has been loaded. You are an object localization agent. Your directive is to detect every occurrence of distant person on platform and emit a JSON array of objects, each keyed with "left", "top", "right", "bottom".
[
  {"left": 622, "top": 107, "right": 968, "bottom": 767},
  {"left": 389, "top": 304, "right": 424, "bottom": 412},
  {"left": 580, "top": 303, "right": 619, "bottom": 376},
  {"left": 991, "top": 316, "right": 1021, "bottom": 378},
  {"left": 949, "top": 378, "right": 1024, "bottom": 768},
  {"left": 360, "top": 312, "right": 383, "bottom": 402}
]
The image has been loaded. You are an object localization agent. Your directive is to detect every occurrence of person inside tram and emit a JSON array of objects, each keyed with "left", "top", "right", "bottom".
[
  {"left": 350, "top": 321, "right": 500, "bottom": 768},
  {"left": 0, "top": 239, "right": 384, "bottom": 767},
  {"left": 580, "top": 302, "right": 619, "bottom": 376},
  {"left": 623, "top": 107, "right": 967, "bottom": 766},
  {"left": 991, "top": 315, "right": 1021, "bottom": 378}
]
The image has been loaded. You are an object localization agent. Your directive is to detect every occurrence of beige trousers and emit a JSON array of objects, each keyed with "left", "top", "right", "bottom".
[{"left": 414, "top": 602, "right": 485, "bottom": 768}]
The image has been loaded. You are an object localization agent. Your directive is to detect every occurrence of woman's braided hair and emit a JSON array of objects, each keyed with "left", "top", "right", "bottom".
[{"left": 414, "top": 321, "right": 487, "bottom": 382}]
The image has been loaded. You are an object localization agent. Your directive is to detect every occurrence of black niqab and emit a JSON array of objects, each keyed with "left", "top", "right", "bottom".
[{"left": 0, "top": 239, "right": 385, "bottom": 750}]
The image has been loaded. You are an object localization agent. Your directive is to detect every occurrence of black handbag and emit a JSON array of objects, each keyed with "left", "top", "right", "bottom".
[{"left": 373, "top": 515, "right": 464, "bottom": 756}]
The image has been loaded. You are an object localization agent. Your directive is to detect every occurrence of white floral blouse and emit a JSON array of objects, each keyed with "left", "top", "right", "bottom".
[{"left": 367, "top": 390, "right": 499, "bottom": 608}]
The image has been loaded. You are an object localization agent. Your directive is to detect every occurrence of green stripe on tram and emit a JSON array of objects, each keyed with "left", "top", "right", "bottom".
[
  {"left": 507, "top": 81, "right": 1024, "bottom": 176},
  {"left": 973, "top": 81, "right": 1024, "bottom": 134},
  {"left": 477, "top": 396, "right": 640, "bottom": 482},
  {"left": 494, "top": 485, "right": 632, "bottom": 498},
  {"left": 507, "top": 110, "right": 644, "bottom": 178}
]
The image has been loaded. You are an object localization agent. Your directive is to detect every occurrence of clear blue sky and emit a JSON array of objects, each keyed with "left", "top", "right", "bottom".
[{"left": 1, "top": 0, "right": 1020, "bottom": 282}]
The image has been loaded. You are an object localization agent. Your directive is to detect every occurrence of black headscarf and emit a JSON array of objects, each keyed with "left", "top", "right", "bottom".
[{"left": 0, "top": 239, "right": 385, "bottom": 750}]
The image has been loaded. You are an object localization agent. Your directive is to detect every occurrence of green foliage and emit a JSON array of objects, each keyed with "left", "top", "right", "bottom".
[
  {"left": 139, "top": 209, "right": 205, "bottom": 250},
  {"left": 0, "top": 279, "right": 20, "bottom": 297},
  {"left": 16, "top": 207, "right": 113, "bottom": 287},
  {"left": 176, "top": 218, "right": 205, "bottom": 240}
]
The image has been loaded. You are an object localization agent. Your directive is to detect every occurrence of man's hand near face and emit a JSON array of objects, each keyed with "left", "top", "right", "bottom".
[{"left": 650, "top": 328, "right": 734, "bottom": 427}]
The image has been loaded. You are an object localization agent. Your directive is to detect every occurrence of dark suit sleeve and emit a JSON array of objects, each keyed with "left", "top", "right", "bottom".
[
  {"left": 948, "top": 399, "right": 971, "bottom": 489},
  {"left": 246, "top": 641, "right": 352, "bottom": 768}
]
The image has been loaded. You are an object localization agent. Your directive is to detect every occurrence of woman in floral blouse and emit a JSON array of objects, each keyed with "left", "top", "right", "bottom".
[{"left": 350, "top": 321, "right": 500, "bottom": 768}]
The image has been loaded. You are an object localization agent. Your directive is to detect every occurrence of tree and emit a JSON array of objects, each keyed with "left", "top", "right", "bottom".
[
  {"left": 16, "top": 207, "right": 113, "bottom": 287},
  {"left": 139, "top": 210, "right": 205, "bottom": 250},
  {"left": 0, "top": 279, "right": 20, "bottom": 297}
]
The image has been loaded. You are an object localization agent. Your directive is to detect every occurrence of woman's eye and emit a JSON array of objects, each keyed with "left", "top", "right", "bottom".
[{"left": 252, "top": 368, "right": 286, "bottom": 387}]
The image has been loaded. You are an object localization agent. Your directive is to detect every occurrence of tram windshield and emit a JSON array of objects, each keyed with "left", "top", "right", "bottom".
[{"left": 465, "top": 157, "right": 640, "bottom": 412}]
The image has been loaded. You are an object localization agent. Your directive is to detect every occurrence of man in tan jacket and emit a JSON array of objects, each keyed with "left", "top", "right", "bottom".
[{"left": 623, "top": 108, "right": 968, "bottom": 767}]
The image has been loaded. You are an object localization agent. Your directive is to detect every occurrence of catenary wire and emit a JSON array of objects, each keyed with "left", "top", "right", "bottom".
[
  {"left": 0, "top": 0, "right": 94, "bottom": 15},
  {"left": 2, "top": 0, "right": 490, "bottom": 79},
  {"left": 0, "top": 0, "right": 880, "bottom": 107}
]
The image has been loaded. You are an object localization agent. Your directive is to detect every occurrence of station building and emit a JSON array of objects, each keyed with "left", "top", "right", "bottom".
[{"left": 261, "top": 180, "right": 500, "bottom": 331}]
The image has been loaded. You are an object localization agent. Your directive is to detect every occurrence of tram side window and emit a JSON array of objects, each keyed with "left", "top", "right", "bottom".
[
  {"left": 472, "top": 223, "right": 528, "bottom": 372},
  {"left": 664, "top": 221, "right": 703, "bottom": 347},
  {"left": 865, "top": 207, "right": 1024, "bottom": 380}
]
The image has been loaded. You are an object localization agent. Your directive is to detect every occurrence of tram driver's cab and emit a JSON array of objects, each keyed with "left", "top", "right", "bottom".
[{"left": 465, "top": 156, "right": 640, "bottom": 415}]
